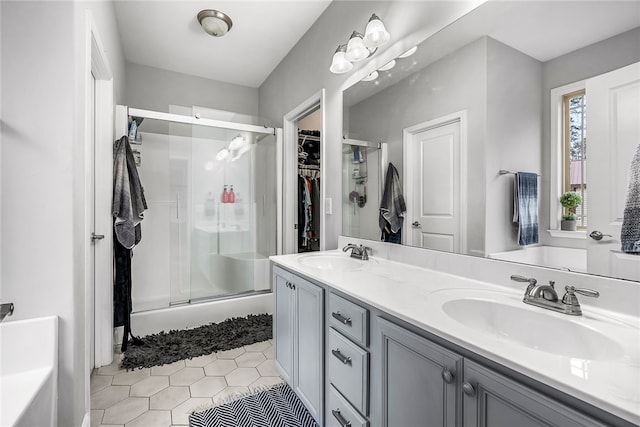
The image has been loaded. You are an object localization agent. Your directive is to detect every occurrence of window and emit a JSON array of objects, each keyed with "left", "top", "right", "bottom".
[{"left": 563, "top": 90, "right": 587, "bottom": 228}]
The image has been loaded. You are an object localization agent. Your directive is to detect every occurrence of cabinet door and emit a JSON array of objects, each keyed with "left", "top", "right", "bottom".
[
  {"left": 376, "top": 317, "right": 462, "bottom": 427},
  {"left": 294, "top": 277, "right": 324, "bottom": 424},
  {"left": 274, "top": 272, "right": 294, "bottom": 383},
  {"left": 463, "top": 360, "right": 605, "bottom": 427}
]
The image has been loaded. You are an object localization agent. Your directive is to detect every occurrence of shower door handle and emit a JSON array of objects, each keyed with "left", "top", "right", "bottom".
[
  {"left": 91, "top": 233, "right": 105, "bottom": 241},
  {"left": 176, "top": 194, "right": 180, "bottom": 220}
]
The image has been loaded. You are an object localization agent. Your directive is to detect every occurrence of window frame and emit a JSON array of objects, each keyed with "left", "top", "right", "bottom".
[
  {"left": 549, "top": 80, "right": 587, "bottom": 238},
  {"left": 562, "top": 89, "right": 587, "bottom": 229}
]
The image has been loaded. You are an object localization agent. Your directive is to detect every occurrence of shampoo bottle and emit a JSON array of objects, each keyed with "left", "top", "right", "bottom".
[
  {"left": 229, "top": 185, "right": 236, "bottom": 203},
  {"left": 222, "top": 185, "right": 229, "bottom": 203}
]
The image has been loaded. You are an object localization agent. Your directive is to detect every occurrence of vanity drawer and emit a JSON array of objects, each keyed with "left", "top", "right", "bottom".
[
  {"left": 327, "top": 385, "right": 369, "bottom": 427},
  {"left": 329, "top": 293, "right": 368, "bottom": 346},
  {"left": 328, "top": 328, "right": 369, "bottom": 415}
]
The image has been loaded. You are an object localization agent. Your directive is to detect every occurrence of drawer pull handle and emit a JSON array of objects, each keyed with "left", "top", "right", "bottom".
[
  {"left": 332, "top": 409, "right": 351, "bottom": 427},
  {"left": 441, "top": 368, "right": 454, "bottom": 384},
  {"left": 331, "top": 349, "right": 352, "bottom": 366},
  {"left": 462, "top": 382, "right": 476, "bottom": 396},
  {"left": 332, "top": 311, "right": 352, "bottom": 326}
]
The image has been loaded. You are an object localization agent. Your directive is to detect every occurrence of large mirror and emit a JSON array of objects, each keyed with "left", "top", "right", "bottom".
[{"left": 342, "top": 0, "right": 640, "bottom": 282}]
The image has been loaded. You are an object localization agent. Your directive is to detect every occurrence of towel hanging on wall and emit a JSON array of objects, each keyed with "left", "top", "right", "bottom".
[
  {"left": 621, "top": 144, "right": 640, "bottom": 254},
  {"left": 513, "top": 172, "right": 539, "bottom": 246}
]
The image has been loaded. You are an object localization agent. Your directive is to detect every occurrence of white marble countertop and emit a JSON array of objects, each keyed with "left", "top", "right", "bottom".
[{"left": 270, "top": 251, "right": 640, "bottom": 425}]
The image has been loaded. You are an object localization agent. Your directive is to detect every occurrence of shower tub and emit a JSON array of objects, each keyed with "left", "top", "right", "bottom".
[
  {"left": 489, "top": 245, "right": 587, "bottom": 273},
  {"left": 110, "top": 105, "right": 280, "bottom": 349}
]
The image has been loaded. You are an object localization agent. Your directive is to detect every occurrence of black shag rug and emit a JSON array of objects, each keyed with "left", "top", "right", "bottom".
[
  {"left": 121, "top": 313, "right": 272, "bottom": 370},
  {"left": 189, "top": 382, "right": 319, "bottom": 427}
]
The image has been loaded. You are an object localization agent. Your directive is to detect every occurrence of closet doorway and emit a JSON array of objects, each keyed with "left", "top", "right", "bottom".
[{"left": 282, "top": 90, "right": 326, "bottom": 254}]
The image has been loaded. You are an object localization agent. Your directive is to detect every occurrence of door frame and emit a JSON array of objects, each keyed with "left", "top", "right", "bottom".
[
  {"left": 282, "top": 90, "right": 326, "bottom": 254},
  {"left": 402, "top": 111, "right": 468, "bottom": 253},
  {"left": 84, "top": 11, "right": 114, "bottom": 375}
]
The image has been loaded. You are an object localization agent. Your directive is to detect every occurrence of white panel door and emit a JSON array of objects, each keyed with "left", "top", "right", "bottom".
[
  {"left": 587, "top": 62, "right": 640, "bottom": 281},
  {"left": 409, "top": 121, "right": 461, "bottom": 252}
]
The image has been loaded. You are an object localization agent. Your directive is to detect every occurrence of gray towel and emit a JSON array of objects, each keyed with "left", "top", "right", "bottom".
[
  {"left": 621, "top": 144, "right": 640, "bottom": 254},
  {"left": 513, "top": 172, "right": 538, "bottom": 246},
  {"left": 113, "top": 136, "right": 147, "bottom": 249},
  {"left": 379, "top": 163, "right": 406, "bottom": 234}
]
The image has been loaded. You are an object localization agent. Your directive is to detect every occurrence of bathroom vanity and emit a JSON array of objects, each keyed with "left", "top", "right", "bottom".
[{"left": 271, "top": 244, "right": 640, "bottom": 427}]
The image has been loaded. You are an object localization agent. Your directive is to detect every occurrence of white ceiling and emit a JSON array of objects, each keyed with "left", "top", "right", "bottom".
[{"left": 113, "top": 1, "right": 331, "bottom": 88}]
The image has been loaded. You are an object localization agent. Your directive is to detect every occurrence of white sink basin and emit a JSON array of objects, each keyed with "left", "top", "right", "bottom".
[
  {"left": 439, "top": 290, "right": 624, "bottom": 360},
  {"left": 298, "top": 253, "right": 369, "bottom": 271}
]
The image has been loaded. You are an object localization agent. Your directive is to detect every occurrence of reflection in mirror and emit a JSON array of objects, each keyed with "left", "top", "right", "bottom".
[{"left": 342, "top": 1, "right": 640, "bottom": 281}]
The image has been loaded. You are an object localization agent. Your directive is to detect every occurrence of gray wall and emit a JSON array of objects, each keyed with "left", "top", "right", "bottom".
[
  {"left": 125, "top": 62, "right": 259, "bottom": 134},
  {"left": 1, "top": 1, "right": 126, "bottom": 425},
  {"left": 258, "top": 1, "right": 482, "bottom": 250},
  {"left": 485, "top": 38, "right": 542, "bottom": 255},
  {"left": 347, "top": 38, "right": 488, "bottom": 255},
  {"left": 540, "top": 27, "right": 640, "bottom": 248}
]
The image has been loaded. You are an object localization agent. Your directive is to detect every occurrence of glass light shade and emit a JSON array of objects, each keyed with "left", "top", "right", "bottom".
[
  {"left": 329, "top": 46, "right": 353, "bottom": 74},
  {"left": 361, "top": 71, "right": 379, "bottom": 82},
  {"left": 363, "top": 14, "right": 390, "bottom": 48},
  {"left": 398, "top": 46, "right": 418, "bottom": 58},
  {"left": 197, "top": 10, "right": 233, "bottom": 37},
  {"left": 228, "top": 136, "right": 246, "bottom": 151},
  {"left": 216, "top": 148, "right": 230, "bottom": 161},
  {"left": 345, "top": 32, "right": 370, "bottom": 62},
  {"left": 378, "top": 60, "right": 396, "bottom": 71}
]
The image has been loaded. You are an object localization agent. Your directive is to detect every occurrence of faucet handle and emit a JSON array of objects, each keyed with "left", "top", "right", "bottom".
[
  {"left": 511, "top": 275, "right": 537, "bottom": 295},
  {"left": 562, "top": 285, "right": 599, "bottom": 307}
]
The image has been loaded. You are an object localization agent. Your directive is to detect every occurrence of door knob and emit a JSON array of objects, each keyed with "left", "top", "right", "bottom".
[
  {"left": 589, "top": 230, "right": 612, "bottom": 241},
  {"left": 91, "top": 233, "right": 105, "bottom": 241},
  {"left": 412, "top": 221, "right": 421, "bottom": 229},
  {"left": 462, "top": 382, "right": 476, "bottom": 396},
  {"left": 441, "top": 368, "right": 454, "bottom": 384}
]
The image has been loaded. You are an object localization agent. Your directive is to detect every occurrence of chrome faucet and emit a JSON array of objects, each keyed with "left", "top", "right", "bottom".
[
  {"left": 511, "top": 275, "right": 599, "bottom": 316},
  {"left": 342, "top": 243, "right": 371, "bottom": 260},
  {"left": 1, "top": 302, "right": 14, "bottom": 322}
]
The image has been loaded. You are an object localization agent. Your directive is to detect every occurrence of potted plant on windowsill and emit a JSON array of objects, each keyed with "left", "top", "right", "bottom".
[{"left": 560, "top": 191, "right": 583, "bottom": 231}]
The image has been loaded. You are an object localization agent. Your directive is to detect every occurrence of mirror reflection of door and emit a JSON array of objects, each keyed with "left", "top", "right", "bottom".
[
  {"left": 404, "top": 114, "right": 465, "bottom": 253},
  {"left": 587, "top": 62, "right": 640, "bottom": 281}
]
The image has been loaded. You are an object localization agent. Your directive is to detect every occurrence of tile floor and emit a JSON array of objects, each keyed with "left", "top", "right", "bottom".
[{"left": 90, "top": 340, "right": 282, "bottom": 427}]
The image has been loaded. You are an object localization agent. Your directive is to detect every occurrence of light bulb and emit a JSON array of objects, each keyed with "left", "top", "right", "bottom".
[
  {"left": 345, "top": 31, "right": 369, "bottom": 62},
  {"left": 363, "top": 14, "right": 390, "bottom": 49},
  {"left": 329, "top": 45, "right": 353, "bottom": 74}
]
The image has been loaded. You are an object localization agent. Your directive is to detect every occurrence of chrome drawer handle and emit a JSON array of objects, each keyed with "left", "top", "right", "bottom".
[
  {"left": 332, "top": 311, "right": 352, "bottom": 326},
  {"left": 332, "top": 409, "right": 351, "bottom": 427},
  {"left": 331, "top": 349, "right": 352, "bottom": 366}
]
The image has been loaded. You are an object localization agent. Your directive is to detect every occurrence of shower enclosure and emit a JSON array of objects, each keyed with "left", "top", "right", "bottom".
[
  {"left": 121, "top": 106, "right": 280, "bottom": 314},
  {"left": 342, "top": 138, "right": 388, "bottom": 240}
]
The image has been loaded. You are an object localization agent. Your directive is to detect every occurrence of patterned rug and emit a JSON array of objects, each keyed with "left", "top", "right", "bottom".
[
  {"left": 121, "top": 313, "right": 272, "bottom": 370},
  {"left": 190, "top": 382, "right": 319, "bottom": 427}
]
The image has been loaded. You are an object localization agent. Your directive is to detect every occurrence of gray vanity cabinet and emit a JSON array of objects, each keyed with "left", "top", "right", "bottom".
[
  {"left": 273, "top": 267, "right": 324, "bottom": 424},
  {"left": 376, "top": 317, "right": 463, "bottom": 427},
  {"left": 462, "top": 360, "right": 604, "bottom": 427}
]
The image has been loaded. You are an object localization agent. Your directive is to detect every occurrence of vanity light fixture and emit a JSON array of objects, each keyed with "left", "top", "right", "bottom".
[
  {"left": 330, "top": 45, "right": 354, "bottom": 74},
  {"left": 363, "top": 14, "right": 391, "bottom": 48},
  {"left": 197, "top": 9, "right": 233, "bottom": 37},
  {"left": 398, "top": 46, "right": 418, "bottom": 58},
  {"left": 378, "top": 59, "right": 396, "bottom": 71},
  {"left": 329, "top": 13, "right": 391, "bottom": 74},
  {"left": 345, "top": 31, "right": 371, "bottom": 62},
  {"left": 361, "top": 71, "right": 379, "bottom": 82}
]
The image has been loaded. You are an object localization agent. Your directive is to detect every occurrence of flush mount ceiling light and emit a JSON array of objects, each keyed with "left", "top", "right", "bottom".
[
  {"left": 329, "top": 44, "right": 353, "bottom": 74},
  {"left": 398, "top": 46, "right": 418, "bottom": 58},
  {"left": 329, "top": 13, "right": 390, "bottom": 74},
  {"left": 378, "top": 59, "right": 396, "bottom": 71},
  {"left": 197, "top": 9, "right": 233, "bottom": 37},
  {"left": 361, "top": 71, "right": 379, "bottom": 82}
]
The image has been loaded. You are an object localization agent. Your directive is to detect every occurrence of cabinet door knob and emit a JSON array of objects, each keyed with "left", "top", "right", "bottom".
[
  {"left": 331, "top": 311, "right": 352, "bottom": 325},
  {"left": 441, "top": 368, "right": 454, "bottom": 384},
  {"left": 285, "top": 282, "right": 291, "bottom": 289},
  {"left": 462, "top": 382, "right": 476, "bottom": 396},
  {"left": 331, "top": 409, "right": 351, "bottom": 427},
  {"left": 331, "top": 348, "right": 352, "bottom": 366}
]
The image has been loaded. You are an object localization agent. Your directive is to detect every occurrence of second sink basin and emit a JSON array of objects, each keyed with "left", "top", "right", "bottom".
[
  {"left": 437, "top": 290, "right": 625, "bottom": 360},
  {"left": 298, "top": 253, "right": 368, "bottom": 271}
]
